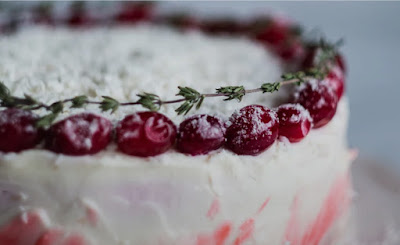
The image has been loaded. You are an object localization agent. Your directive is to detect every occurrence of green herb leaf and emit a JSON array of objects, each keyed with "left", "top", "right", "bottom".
[
  {"left": 23, "top": 94, "right": 38, "bottom": 105},
  {"left": 137, "top": 92, "right": 161, "bottom": 111},
  {"left": 261, "top": 82, "right": 281, "bottom": 93},
  {"left": 100, "top": 96, "right": 119, "bottom": 113},
  {"left": 175, "top": 101, "right": 192, "bottom": 115},
  {"left": 0, "top": 81, "right": 10, "bottom": 101},
  {"left": 71, "top": 95, "right": 88, "bottom": 108},
  {"left": 196, "top": 95, "right": 205, "bottom": 110},
  {"left": 281, "top": 73, "right": 295, "bottom": 80},
  {"left": 35, "top": 112, "right": 59, "bottom": 128},
  {"left": 50, "top": 102, "right": 63, "bottom": 114},
  {"left": 216, "top": 86, "right": 245, "bottom": 101},
  {"left": 175, "top": 86, "right": 203, "bottom": 115}
]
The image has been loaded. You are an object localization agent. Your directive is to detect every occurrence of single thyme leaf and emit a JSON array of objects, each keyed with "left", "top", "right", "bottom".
[
  {"left": 175, "top": 86, "right": 203, "bottom": 115},
  {"left": 261, "top": 82, "right": 281, "bottom": 93},
  {"left": 196, "top": 95, "right": 205, "bottom": 110},
  {"left": 71, "top": 95, "right": 88, "bottom": 108},
  {"left": 175, "top": 101, "right": 194, "bottom": 115},
  {"left": 100, "top": 96, "right": 119, "bottom": 113},
  {"left": 137, "top": 92, "right": 161, "bottom": 111},
  {"left": 23, "top": 94, "right": 38, "bottom": 105},
  {"left": 0, "top": 81, "right": 10, "bottom": 100},
  {"left": 35, "top": 112, "right": 59, "bottom": 128},
  {"left": 176, "top": 86, "right": 201, "bottom": 101},
  {"left": 306, "top": 67, "right": 326, "bottom": 80},
  {"left": 49, "top": 101, "right": 63, "bottom": 114},
  {"left": 281, "top": 73, "right": 295, "bottom": 80},
  {"left": 216, "top": 86, "right": 245, "bottom": 101}
]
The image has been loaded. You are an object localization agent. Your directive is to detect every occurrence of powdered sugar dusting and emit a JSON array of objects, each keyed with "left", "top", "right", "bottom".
[
  {"left": 278, "top": 103, "right": 312, "bottom": 123},
  {"left": 226, "top": 105, "right": 279, "bottom": 155}
]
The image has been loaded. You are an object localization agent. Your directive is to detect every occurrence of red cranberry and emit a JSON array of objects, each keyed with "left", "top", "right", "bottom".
[
  {"left": 161, "top": 15, "right": 200, "bottom": 31},
  {"left": 295, "top": 81, "right": 338, "bottom": 129},
  {"left": 68, "top": 14, "right": 92, "bottom": 27},
  {"left": 0, "top": 212, "right": 46, "bottom": 245},
  {"left": 277, "top": 104, "right": 312, "bottom": 143},
  {"left": 301, "top": 45, "right": 318, "bottom": 69},
  {"left": 276, "top": 39, "right": 305, "bottom": 62},
  {"left": 67, "top": 2, "right": 92, "bottom": 27},
  {"left": 115, "top": 2, "right": 153, "bottom": 23},
  {"left": 226, "top": 105, "right": 279, "bottom": 155},
  {"left": 0, "top": 109, "right": 42, "bottom": 153},
  {"left": 33, "top": 4, "right": 54, "bottom": 25},
  {"left": 45, "top": 113, "right": 112, "bottom": 156},
  {"left": 116, "top": 112, "right": 177, "bottom": 157},
  {"left": 326, "top": 66, "right": 345, "bottom": 99},
  {"left": 177, "top": 114, "right": 225, "bottom": 155},
  {"left": 254, "top": 21, "right": 290, "bottom": 47},
  {"left": 302, "top": 47, "right": 347, "bottom": 75},
  {"left": 335, "top": 54, "right": 347, "bottom": 74},
  {"left": 201, "top": 19, "right": 245, "bottom": 35}
]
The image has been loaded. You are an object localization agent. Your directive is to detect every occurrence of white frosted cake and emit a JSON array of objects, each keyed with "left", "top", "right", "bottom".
[{"left": 0, "top": 7, "right": 352, "bottom": 245}]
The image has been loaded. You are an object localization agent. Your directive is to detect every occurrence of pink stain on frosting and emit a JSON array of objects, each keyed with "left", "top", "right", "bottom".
[
  {"left": 35, "top": 230, "right": 88, "bottom": 245},
  {"left": 0, "top": 211, "right": 47, "bottom": 245},
  {"left": 283, "top": 174, "right": 350, "bottom": 245},
  {"left": 257, "top": 197, "right": 271, "bottom": 214},
  {"left": 84, "top": 205, "right": 98, "bottom": 227},
  {"left": 196, "top": 222, "right": 232, "bottom": 245},
  {"left": 233, "top": 218, "right": 255, "bottom": 245},
  {"left": 300, "top": 174, "right": 350, "bottom": 245},
  {"left": 283, "top": 196, "right": 301, "bottom": 245},
  {"left": 206, "top": 199, "right": 220, "bottom": 220}
]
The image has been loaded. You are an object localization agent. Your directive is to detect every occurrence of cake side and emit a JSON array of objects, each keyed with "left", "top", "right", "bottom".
[{"left": 0, "top": 99, "right": 351, "bottom": 245}]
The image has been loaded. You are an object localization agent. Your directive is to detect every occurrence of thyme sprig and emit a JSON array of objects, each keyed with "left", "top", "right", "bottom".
[{"left": 0, "top": 39, "right": 340, "bottom": 127}]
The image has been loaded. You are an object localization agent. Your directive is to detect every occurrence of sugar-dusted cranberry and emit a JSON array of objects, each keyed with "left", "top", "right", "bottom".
[
  {"left": 254, "top": 20, "right": 291, "bottom": 47},
  {"left": 177, "top": 114, "right": 225, "bottom": 155},
  {"left": 33, "top": 3, "right": 54, "bottom": 25},
  {"left": 161, "top": 14, "right": 200, "bottom": 31},
  {"left": 277, "top": 104, "right": 312, "bottom": 143},
  {"left": 295, "top": 81, "right": 338, "bottom": 129},
  {"left": 201, "top": 19, "right": 245, "bottom": 35},
  {"left": 226, "top": 105, "right": 279, "bottom": 155},
  {"left": 115, "top": 2, "right": 154, "bottom": 23},
  {"left": 36, "top": 230, "right": 88, "bottom": 245},
  {"left": 45, "top": 113, "right": 112, "bottom": 156},
  {"left": 67, "top": 2, "right": 92, "bottom": 27},
  {"left": 301, "top": 45, "right": 318, "bottom": 69},
  {"left": 302, "top": 47, "right": 347, "bottom": 74},
  {"left": 116, "top": 112, "right": 177, "bottom": 157},
  {"left": 326, "top": 66, "right": 345, "bottom": 99},
  {"left": 0, "top": 109, "right": 42, "bottom": 153},
  {"left": 276, "top": 39, "right": 305, "bottom": 62},
  {"left": 0, "top": 211, "right": 46, "bottom": 245},
  {"left": 335, "top": 54, "right": 347, "bottom": 74}
]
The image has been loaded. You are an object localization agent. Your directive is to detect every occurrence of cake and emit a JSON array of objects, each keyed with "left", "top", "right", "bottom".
[{"left": 0, "top": 3, "right": 352, "bottom": 245}]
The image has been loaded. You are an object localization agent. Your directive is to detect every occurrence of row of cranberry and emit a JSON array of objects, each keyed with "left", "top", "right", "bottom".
[{"left": 0, "top": 67, "right": 344, "bottom": 157}]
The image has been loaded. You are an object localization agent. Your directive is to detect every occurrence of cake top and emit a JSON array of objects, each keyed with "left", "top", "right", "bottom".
[
  {"left": 0, "top": 25, "right": 283, "bottom": 124},
  {"left": 0, "top": 4, "right": 346, "bottom": 157}
]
